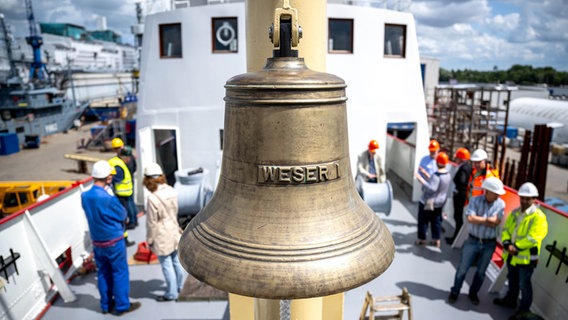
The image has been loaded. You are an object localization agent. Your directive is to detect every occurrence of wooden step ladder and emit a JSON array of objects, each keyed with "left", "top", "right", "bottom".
[{"left": 359, "top": 288, "right": 413, "bottom": 320}]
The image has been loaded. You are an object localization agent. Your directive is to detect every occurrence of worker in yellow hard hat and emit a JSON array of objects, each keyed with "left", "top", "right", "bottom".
[
  {"left": 111, "top": 138, "right": 137, "bottom": 177},
  {"left": 109, "top": 138, "right": 138, "bottom": 231},
  {"left": 111, "top": 137, "right": 124, "bottom": 150}
]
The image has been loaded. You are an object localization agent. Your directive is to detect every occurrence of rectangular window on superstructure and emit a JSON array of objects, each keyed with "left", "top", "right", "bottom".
[
  {"left": 328, "top": 18, "right": 353, "bottom": 53},
  {"left": 384, "top": 24, "right": 406, "bottom": 58},
  {"left": 212, "top": 17, "right": 238, "bottom": 53},
  {"left": 159, "top": 23, "right": 182, "bottom": 58}
]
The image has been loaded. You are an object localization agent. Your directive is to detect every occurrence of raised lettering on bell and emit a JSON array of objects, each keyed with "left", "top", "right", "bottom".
[{"left": 257, "top": 161, "right": 340, "bottom": 184}]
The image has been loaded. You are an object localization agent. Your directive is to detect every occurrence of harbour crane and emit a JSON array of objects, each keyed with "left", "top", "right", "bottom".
[
  {"left": 25, "top": 0, "right": 48, "bottom": 81},
  {"left": 0, "top": 14, "right": 19, "bottom": 82}
]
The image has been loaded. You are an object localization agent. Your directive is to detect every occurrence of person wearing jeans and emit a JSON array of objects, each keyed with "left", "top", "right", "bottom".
[
  {"left": 448, "top": 177, "right": 505, "bottom": 305},
  {"left": 158, "top": 251, "right": 186, "bottom": 299},
  {"left": 494, "top": 182, "right": 548, "bottom": 320},
  {"left": 414, "top": 152, "right": 452, "bottom": 247},
  {"left": 143, "top": 162, "right": 186, "bottom": 301}
]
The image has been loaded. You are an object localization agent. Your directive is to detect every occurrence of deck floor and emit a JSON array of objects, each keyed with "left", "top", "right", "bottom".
[{"left": 42, "top": 172, "right": 519, "bottom": 320}]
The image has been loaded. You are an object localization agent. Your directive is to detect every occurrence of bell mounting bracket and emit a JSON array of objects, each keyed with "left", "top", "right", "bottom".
[{"left": 269, "top": 0, "right": 302, "bottom": 57}]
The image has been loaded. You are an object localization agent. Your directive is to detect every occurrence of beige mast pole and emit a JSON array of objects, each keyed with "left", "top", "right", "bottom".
[{"left": 229, "top": 1, "right": 342, "bottom": 319}]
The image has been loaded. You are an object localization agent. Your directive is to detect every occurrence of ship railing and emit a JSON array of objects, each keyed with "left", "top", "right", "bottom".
[
  {"left": 385, "top": 132, "right": 568, "bottom": 318},
  {"left": 488, "top": 189, "right": 568, "bottom": 319},
  {"left": 0, "top": 178, "right": 92, "bottom": 320},
  {"left": 448, "top": 184, "right": 568, "bottom": 319},
  {"left": 385, "top": 133, "right": 416, "bottom": 187}
]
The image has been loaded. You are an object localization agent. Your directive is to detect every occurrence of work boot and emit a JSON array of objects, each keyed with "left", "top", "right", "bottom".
[
  {"left": 116, "top": 301, "right": 141, "bottom": 316},
  {"left": 494, "top": 297, "right": 517, "bottom": 309},
  {"left": 468, "top": 293, "right": 479, "bottom": 305},
  {"left": 448, "top": 292, "right": 458, "bottom": 304},
  {"left": 125, "top": 237, "right": 136, "bottom": 247}
]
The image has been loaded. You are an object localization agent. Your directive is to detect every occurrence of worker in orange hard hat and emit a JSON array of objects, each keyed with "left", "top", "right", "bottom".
[
  {"left": 446, "top": 148, "right": 473, "bottom": 245},
  {"left": 414, "top": 152, "right": 452, "bottom": 248},
  {"left": 429, "top": 140, "right": 440, "bottom": 152},
  {"left": 357, "top": 140, "right": 386, "bottom": 184},
  {"left": 417, "top": 139, "right": 440, "bottom": 180}
]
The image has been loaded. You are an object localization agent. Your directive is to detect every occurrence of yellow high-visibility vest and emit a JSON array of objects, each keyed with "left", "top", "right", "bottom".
[
  {"left": 501, "top": 205, "right": 548, "bottom": 267},
  {"left": 108, "top": 157, "right": 133, "bottom": 197}
]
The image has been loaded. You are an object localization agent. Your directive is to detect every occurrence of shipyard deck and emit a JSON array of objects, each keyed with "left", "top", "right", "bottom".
[
  {"left": 0, "top": 122, "right": 560, "bottom": 319},
  {"left": 40, "top": 173, "right": 517, "bottom": 320}
]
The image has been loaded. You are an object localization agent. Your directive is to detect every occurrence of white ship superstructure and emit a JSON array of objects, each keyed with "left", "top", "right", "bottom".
[{"left": 0, "top": 21, "right": 137, "bottom": 84}]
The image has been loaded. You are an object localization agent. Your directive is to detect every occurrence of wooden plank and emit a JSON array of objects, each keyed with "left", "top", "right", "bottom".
[{"left": 64, "top": 154, "right": 106, "bottom": 163}]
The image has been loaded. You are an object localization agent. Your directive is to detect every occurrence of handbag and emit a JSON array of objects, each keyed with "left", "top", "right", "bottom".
[{"left": 424, "top": 198, "right": 435, "bottom": 211}]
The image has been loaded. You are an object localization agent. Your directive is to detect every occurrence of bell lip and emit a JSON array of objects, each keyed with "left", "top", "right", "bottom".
[
  {"left": 179, "top": 207, "right": 395, "bottom": 299},
  {"left": 187, "top": 255, "right": 394, "bottom": 300}
]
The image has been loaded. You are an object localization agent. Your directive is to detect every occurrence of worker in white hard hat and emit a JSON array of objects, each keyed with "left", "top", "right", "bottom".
[
  {"left": 494, "top": 182, "right": 548, "bottom": 319},
  {"left": 143, "top": 162, "right": 186, "bottom": 302},
  {"left": 466, "top": 149, "right": 499, "bottom": 205},
  {"left": 81, "top": 161, "right": 141, "bottom": 315},
  {"left": 449, "top": 176, "right": 506, "bottom": 306}
]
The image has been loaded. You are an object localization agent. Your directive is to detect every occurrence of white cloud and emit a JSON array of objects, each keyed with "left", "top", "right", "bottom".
[
  {"left": 1, "top": 0, "right": 138, "bottom": 44},
  {"left": 451, "top": 23, "right": 475, "bottom": 34},
  {"left": 412, "top": 0, "right": 491, "bottom": 28},
  {"left": 1, "top": 0, "right": 567, "bottom": 71},
  {"left": 412, "top": 0, "right": 568, "bottom": 71},
  {"left": 487, "top": 13, "right": 519, "bottom": 32}
]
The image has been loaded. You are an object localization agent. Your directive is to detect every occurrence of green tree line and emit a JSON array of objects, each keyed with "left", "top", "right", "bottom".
[{"left": 439, "top": 65, "right": 568, "bottom": 86}]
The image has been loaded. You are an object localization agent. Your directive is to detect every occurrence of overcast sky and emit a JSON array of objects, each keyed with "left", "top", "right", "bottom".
[{"left": 1, "top": 0, "right": 567, "bottom": 71}]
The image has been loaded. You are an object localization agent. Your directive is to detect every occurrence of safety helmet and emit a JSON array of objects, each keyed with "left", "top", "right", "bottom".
[
  {"left": 92, "top": 160, "right": 115, "bottom": 178},
  {"left": 368, "top": 140, "right": 379, "bottom": 151},
  {"left": 144, "top": 162, "right": 163, "bottom": 177},
  {"left": 436, "top": 152, "right": 449, "bottom": 166},
  {"left": 470, "top": 149, "right": 488, "bottom": 162},
  {"left": 518, "top": 182, "right": 539, "bottom": 197},
  {"left": 482, "top": 177, "right": 506, "bottom": 195},
  {"left": 428, "top": 140, "right": 440, "bottom": 152},
  {"left": 111, "top": 137, "right": 124, "bottom": 149},
  {"left": 454, "top": 148, "right": 471, "bottom": 161}
]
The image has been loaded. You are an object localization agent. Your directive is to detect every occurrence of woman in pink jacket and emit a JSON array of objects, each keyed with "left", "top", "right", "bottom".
[{"left": 143, "top": 163, "right": 186, "bottom": 301}]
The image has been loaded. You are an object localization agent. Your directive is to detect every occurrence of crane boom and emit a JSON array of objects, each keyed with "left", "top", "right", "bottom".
[
  {"left": 25, "top": 0, "right": 48, "bottom": 82},
  {"left": 0, "top": 14, "right": 18, "bottom": 80},
  {"left": 25, "top": 0, "right": 38, "bottom": 37}
]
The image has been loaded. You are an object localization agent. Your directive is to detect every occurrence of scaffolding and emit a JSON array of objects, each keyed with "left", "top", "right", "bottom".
[{"left": 430, "top": 85, "right": 512, "bottom": 171}]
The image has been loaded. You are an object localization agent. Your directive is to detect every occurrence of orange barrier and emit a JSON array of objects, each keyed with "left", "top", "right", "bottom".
[{"left": 491, "top": 186, "right": 520, "bottom": 268}]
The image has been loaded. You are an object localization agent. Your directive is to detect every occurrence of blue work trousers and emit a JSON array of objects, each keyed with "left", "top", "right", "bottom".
[
  {"left": 118, "top": 195, "right": 138, "bottom": 227},
  {"left": 158, "top": 250, "right": 186, "bottom": 300},
  {"left": 451, "top": 236, "right": 496, "bottom": 295},
  {"left": 93, "top": 240, "right": 130, "bottom": 313},
  {"left": 417, "top": 202, "right": 443, "bottom": 240},
  {"left": 505, "top": 263, "right": 535, "bottom": 312}
]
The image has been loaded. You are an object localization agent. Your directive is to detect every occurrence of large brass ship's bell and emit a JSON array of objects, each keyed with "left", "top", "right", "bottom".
[{"left": 178, "top": 2, "right": 394, "bottom": 299}]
